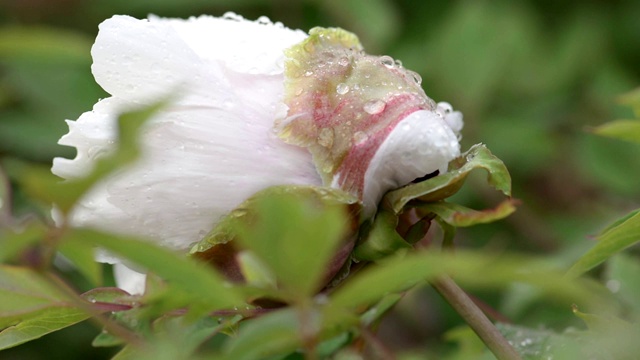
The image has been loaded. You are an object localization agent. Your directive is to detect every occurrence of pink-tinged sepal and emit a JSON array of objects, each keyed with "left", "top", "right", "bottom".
[{"left": 277, "top": 27, "right": 461, "bottom": 213}]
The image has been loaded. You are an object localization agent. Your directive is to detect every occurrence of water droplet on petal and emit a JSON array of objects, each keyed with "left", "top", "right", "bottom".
[
  {"left": 408, "top": 70, "right": 422, "bottom": 85},
  {"left": 379, "top": 55, "right": 395, "bottom": 68},
  {"left": 318, "top": 128, "right": 334, "bottom": 148},
  {"left": 336, "top": 83, "right": 350, "bottom": 95},
  {"left": 256, "top": 16, "right": 272, "bottom": 25},
  {"left": 338, "top": 57, "right": 350, "bottom": 66},
  {"left": 353, "top": 131, "right": 369, "bottom": 145},
  {"left": 363, "top": 100, "right": 386, "bottom": 115},
  {"left": 222, "top": 12, "right": 243, "bottom": 21}
]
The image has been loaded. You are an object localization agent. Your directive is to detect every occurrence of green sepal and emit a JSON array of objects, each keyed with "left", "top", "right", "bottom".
[
  {"left": 416, "top": 199, "right": 518, "bottom": 228},
  {"left": 352, "top": 210, "right": 411, "bottom": 262},
  {"left": 383, "top": 144, "right": 512, "bottom": 214}
]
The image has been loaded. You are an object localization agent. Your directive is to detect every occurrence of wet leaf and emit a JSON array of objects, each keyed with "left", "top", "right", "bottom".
[
  {"left": 383, "top": 144, "right": 512, "bottom": 214},
  {"left": 565, "top": 209, "right": 640, "bottom": 278}
]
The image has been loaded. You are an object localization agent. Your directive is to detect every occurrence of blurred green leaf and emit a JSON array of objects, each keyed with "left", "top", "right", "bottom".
[
  {"left": 565, "top": 209, "right": 640, "bottom": 278},
  {"left": 330, "top": 251, "right": 604, "bottom": 312},
  {"left": 417, "top": 199, "right": 518, "bottom": 228},
  {"left": 384, "top": 144, "right": 511, "bottom": 214},
  {"left": 320, "top": 0, "right": 399, "bottom": 51},
  {"left": 496, "top": 324, "right": 583, "bottom": 360},
  {"left": 195, "top": 185, "right": 359, "bottom": 299},
  {"left": 571, "top": 305, "right": 640, "bottom": 358},
  {"left": 619, "top": 87, "right": 640, "bottom": 116},
  {"left": 63, "top": 229, "right": 243, "bottom": 315},
  {"left": 591, "top": 120, "right": 640, "bottom": 144},
  {"left": 352, "top": 210, "right": 411, "bottom": 262},
  {"left": 606, "top": 253, "right": 640, "bottom": 317},
  {"left": 0, "top": 266, "right": 89, "bottom": 350},
  {"left": 0, "top": 223, "right": 46, "bottom": 263},
  {"left": 0, "top": 27, "right": 92, "bottom": 63},
  {"left": 443, "top": 326, "right": 488, "bottom": 360},
  {"left": 221, "top": 308, "right": 301, "bottom": 360}
]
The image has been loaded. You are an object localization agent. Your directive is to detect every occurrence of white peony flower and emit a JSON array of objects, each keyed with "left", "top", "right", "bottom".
[{"left": 52, "top": 13, "right": 462, "bottom": 294}]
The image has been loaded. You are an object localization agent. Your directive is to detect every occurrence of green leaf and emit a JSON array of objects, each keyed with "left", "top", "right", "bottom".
[
  {"left": 591, "top": 120, "right": 640, "bottom": 144},
  {"left": 565, "top": 209, "right": 640, "bottom": 278},
  {"left": 618, "top": 87, "right": 640, "bottom": 117},
  {"left": 0, "top": 223, "right": 46, "bottom": 263},
  {"left": 496, "top": 324, "right": 583, "bottom": 360},
  {"left": 0, "top": 167, "right": 10, "bottom": 223},
  {"left": 63, "top": 229, "right": 243, "bottom": 315},
  {"left": 352, "top": 210, "right": 411, "bottom": 262},
  {"left": 0, "top": 265, "right": 89, "bottom": 349},
  {"left": 221, "top": 308, "right": 302, "bottom": 360},
  {"left": 416, "top": 199, "right": 518, "bottom": 227},
  {"left": 330, "top": 251, "right": 604, "bottom": 312},
  {"left": 383, "top": 144, "right": 512, "bottom": 214},
  {"left": 605, "top": 253, "right": 640, "bottom": 317},
  {"left": 193, "top": 185, "right": 360, "bottom": 299}
]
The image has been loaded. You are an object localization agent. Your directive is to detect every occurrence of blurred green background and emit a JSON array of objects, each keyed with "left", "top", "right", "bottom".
[{"left": 1, "top": 0, "right": 639, "bottom": 358}]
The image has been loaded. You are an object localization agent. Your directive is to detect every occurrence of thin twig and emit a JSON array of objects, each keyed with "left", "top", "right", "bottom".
[{"left": 431, "top": 276, "right": 522, "bottom": 360}]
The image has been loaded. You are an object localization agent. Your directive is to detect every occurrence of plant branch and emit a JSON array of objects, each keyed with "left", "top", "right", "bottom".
[{"left": 431, "top": 276, "right": 522, "bottom": 360}]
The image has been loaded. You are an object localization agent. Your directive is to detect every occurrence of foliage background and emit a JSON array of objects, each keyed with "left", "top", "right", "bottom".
[{"left": 0, "top": 0, "right": 639, "bottom": 358}]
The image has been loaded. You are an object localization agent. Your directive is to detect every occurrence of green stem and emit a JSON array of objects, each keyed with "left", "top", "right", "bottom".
[{"left": 432, "top": 276, "right": 522, "bottom": 360}]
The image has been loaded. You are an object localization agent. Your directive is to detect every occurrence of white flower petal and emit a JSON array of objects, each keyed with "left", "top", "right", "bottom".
[
  {"left": 113, "top": 263, "right": 146, "bottom": 295},
  {"left": 54, "top": 15, "right": 321, "bottom": 257},
  {"left": 151, "top": 13, "right": 307, "bottom": 75},
  {"left": 361, "top": 109, "right": 460, "bottom": 212}
]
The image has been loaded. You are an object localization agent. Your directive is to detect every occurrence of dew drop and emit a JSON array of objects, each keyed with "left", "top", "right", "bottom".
[
  {"left": 338, "top": 57, "right": 350, "bottom": 66},
  {"left": 353, "top": 131, "right": 369, "bottom": 145},
  {"left": 606, "top": 279, "right": 621, "bottom": 293},
  {"left": 304, "top": 70, "right": 314, "bottom": 77},
  {"left": 363, "top": 99, "right": 386, "bottom": 115},
  {"left": 379, "top": 55, "right": 395, "bottom": 68},
  {"left": 256, "top": 16, "right": 272, "bottom": 25},
  {"left": 336, "top": 83, "right": 350, "bottom": 95},
  {"left": 222, "top": 12, "right": 243, "bottom": 21},
  {"left": 408, "top": 70, "right": 422, "bottom": 85},
  {"left": 318, "top": 128, "right": 334, "bottom": 148}
]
